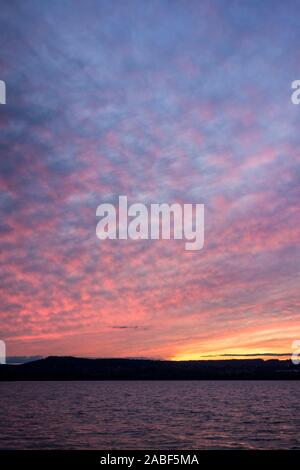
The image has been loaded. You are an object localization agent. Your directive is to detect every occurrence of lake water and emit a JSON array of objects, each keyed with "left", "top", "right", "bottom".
[{"left": 0, "top": 381, "right": 299, "bottom": 449}]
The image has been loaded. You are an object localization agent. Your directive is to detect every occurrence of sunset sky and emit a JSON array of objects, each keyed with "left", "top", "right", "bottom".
[{"left": 0, "top": 0, "right": 300, "bottom": 360}]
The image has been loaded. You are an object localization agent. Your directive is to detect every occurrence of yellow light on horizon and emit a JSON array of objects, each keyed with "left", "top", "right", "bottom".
[{"left": 170, "top": 349, "right": 291, "bottom": 361}]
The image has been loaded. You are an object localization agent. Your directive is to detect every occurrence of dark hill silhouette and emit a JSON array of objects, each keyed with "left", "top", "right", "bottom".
[{"left": 0, "top": 356, "right": 299, "bottom": 380}]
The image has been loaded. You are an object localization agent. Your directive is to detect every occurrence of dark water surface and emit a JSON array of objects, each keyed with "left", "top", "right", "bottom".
[{"left": 0, "top": 381, "right": 299, "bottom": 449}]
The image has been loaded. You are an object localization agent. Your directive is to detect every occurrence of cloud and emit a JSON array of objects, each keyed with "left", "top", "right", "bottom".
[
  {"left": 111, "top": 325, "right": 149, "bottom": 330},
  {"left": 0, "top": 0, "right": 299, "bottom": 359}
]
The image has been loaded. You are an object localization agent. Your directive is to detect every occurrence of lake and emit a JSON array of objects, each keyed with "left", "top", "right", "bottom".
[{"left": 0, "top": 381, "right": 299, "bottom": 449}]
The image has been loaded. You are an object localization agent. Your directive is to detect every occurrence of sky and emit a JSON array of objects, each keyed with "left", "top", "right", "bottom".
[{"left": 0, "top": 0, "right": 300, "bottom": 360}]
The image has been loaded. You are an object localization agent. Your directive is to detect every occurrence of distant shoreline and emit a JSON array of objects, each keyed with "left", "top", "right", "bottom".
[{"left": 1, "top": 356, "right": 300, "bottom": 381}]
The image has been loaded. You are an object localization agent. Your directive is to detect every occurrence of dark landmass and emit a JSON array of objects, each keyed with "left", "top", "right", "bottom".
[
  {"left": 0, "top": 356, "right": 299, "bottom": 380},
  {"left": 6, "top": 356, "right": 43, "bottom": 365}
]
